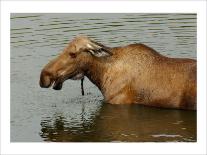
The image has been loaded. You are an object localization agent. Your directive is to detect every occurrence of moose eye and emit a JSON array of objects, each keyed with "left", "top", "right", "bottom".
[{"left": 69, "top": 52, "right": 77, "bottom": 58}]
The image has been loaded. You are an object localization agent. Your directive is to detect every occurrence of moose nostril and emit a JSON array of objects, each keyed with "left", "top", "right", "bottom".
[{"left": 39, "top": 70, "right": 53, "bottom": 88}]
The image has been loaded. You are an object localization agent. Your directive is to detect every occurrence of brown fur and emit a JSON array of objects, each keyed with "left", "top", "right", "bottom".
[{"left": 40, "top": 36, "right": 196, "bottom": 110}]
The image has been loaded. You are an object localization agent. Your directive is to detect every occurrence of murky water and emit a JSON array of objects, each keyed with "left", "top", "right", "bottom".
[{"left": 10, "top": 13, "right": 196, "bottom": 142}]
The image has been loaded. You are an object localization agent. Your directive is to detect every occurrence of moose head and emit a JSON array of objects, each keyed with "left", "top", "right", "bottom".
[{"left": 39, "top": 36, "right": 112, "bottom": 90}]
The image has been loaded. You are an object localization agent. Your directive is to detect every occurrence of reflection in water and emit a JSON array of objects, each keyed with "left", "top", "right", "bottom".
[
  {"left": 11, "top": 13, "right": 197, "bottom": 142},
  {"left": 40, "top": 103, "right": 196, "bottom": 142}
]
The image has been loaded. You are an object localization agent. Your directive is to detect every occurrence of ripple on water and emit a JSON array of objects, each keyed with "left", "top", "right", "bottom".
[
  {"left": 151, "top": 134, "right": 182, "bottom": 138},
  {"left": 11, "top": 13, "right": 197, "bottom": 142}
]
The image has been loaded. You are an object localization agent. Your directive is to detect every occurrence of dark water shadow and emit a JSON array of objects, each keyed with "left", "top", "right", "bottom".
[{"left": 40, "top": 103, "right": 196, "bottom": 142}]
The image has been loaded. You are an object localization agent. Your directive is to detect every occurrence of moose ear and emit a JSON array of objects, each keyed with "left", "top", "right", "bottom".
[{"left": 86, "top": 40, "right": 113, "bottom": 57}]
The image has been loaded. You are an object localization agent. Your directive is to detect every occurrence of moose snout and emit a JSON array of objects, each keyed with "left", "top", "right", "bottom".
[{"left": 39, "top": 70, "right": 54, "bottom": 88}]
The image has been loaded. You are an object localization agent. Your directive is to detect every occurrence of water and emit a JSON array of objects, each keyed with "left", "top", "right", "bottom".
[{"left": 10, "top": 13, "right": 196, "bottom": 142}]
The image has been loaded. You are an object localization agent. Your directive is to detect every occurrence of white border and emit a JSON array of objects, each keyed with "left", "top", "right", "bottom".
[{"left": 1, "top": 0, "right": 207, "bottom": 155}]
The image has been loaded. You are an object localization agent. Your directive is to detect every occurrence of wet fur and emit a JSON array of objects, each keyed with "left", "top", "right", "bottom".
[
  {"left": 40, "top": 37, "right": 196, "bottom": 110},
  {"left": 83, "top": 44, "right": 196, "bottom": 110}
]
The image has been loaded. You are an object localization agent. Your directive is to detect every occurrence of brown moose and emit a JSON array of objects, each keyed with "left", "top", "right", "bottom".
[{"left": 39, "top": 36, "right": 196, "bottom": 110}]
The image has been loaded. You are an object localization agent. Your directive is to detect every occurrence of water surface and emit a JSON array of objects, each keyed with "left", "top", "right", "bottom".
[{"left": 10, "top": 13, "right": 196, "bottom": 142}]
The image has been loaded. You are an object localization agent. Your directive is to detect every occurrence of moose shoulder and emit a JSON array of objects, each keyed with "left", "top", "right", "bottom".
[{"left": 39, "top": 36, "right": 196, "bottom": 110}]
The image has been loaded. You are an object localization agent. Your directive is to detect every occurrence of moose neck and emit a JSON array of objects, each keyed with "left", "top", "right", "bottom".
[{"left": 84, "top": 57, "right": 107, "bottom": 93}]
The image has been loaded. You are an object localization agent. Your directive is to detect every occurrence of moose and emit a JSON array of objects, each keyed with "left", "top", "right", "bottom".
[{"left": 39, "top": 36, "right": 196, "bottom": 110}]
